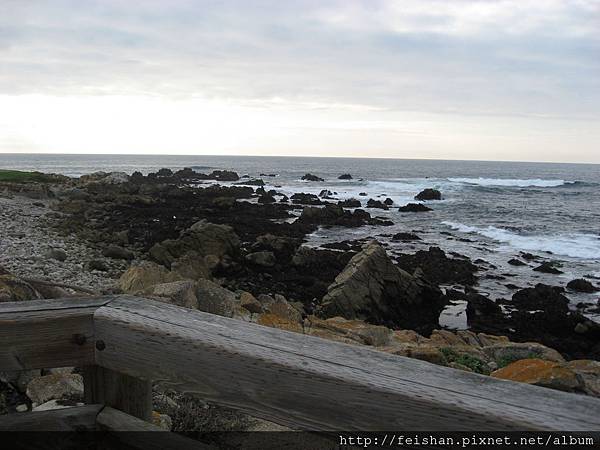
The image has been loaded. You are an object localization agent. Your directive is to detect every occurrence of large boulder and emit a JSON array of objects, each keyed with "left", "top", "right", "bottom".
[
  {"left": 119, "top": 261, "right": 182, "bottom": 293},
  {"left": 395, "top": 247, "right": 478, "bottom": 285},
  {"left": 414, "top": 188, "right": 442, "bottom": 201},
  {"left": 149, "top": 220, "right": 240, "bottom": 268},
  {"left": 301, "top": 173, "right": 324, "bottom": 182},
  {"left": 195, "top": 279, "right": 237, "bottom": 318},
  {"left": 491, "top": 359, "right": 586, "bottom": 394},
  {"left": 146, "top": 280, "right": 199, "bottom": 309},
  {"left": 316, "top": 241, "right": 447, "bottom": 333},
  {"left": 567, "top": 279, "right": 598, "bottom": 293},
  {"left": 26, "top": 373, "right": 84, "bottom": 406}
]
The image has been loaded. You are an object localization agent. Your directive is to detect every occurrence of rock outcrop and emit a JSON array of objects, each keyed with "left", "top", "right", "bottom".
[
  {"left": 317, "top": 241, "right": 447, "bottom": 333},
  {"left": 414, "top": 188, "right": 442, "bottom": 201}
]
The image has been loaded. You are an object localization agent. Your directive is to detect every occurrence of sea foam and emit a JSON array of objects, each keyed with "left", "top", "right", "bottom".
[
  {"left": 442, "top": 221, "right": 600, "bottom": 259},
  {"left": 447, "top": 177, "right": 569, "bottom": 188}
]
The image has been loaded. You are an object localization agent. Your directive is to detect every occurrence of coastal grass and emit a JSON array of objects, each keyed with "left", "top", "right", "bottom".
[
  {"left": 0, "top": 169, "right": 64, "bottom": 183},
  {"left": 440, "top": 347, "right": 490, "bottom": 375}
]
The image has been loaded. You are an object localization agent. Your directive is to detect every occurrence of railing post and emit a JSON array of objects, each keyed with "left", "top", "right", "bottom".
[{"left": 83, "top": 366, "right": 152, "bottom": 421}]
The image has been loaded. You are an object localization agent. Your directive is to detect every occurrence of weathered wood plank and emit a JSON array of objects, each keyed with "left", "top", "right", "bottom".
[
  {"left": 0, "top": 299, "right": 107, "bottom": 370},
  {"left": 96, "top": 407, "right": 212, "bottom": 450},
  {"left": 93, "top": 297, "right": 600, "bottom": 431},
  {"left": 0, "top": 404, "right": 102, "bottom": 431},
  {"left": 84, "top": 366, "right": 152, "bottom": 421}
]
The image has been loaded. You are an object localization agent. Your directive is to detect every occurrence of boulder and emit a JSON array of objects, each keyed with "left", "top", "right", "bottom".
[
  {"left": 26, "top": 373, "right": 84, "bottom": 406},
  {"left": 147, "top": 280, "right": 199, "bottom": 309},
  {"left": 395, "top": 247, "right": 478, "bottom": 285},
  {"left": 257, "top": 194, "right": 275, "bottom": 204},
  {"left": 239, "top": 292, "right": 263, "bottom": 314},
  {"left": 338, "top": 174, "right": 353, "bottom": 180},
  {"left": 0, "top": 274, "right": 42, "bottom": 302},
  {"left": 318, "top": 189, "right": 333, "bottom": 198},
  {"left": 149, "top": 220, "right": 240, "bottom": 268},
  {"left": 507, "top": 258, "right": 526, "bottom": 266},
  {"left": 398, "top": 203, "right": 432, "bottom": 212},
  {"left": 301, "top": 173, "right": 324, "bottom": 182},
  {"left": 44, "top": 249, "right": 67, "bottom": 262},
  {"left": 85, "top": 259, "right": 109, "bottom": 272},
  {"left": 567, "top": 279, "right": 597, "bottom": 293},
  {"left": 566, "top": 360, "right": 600, "bottom": 397},
  {"left": 245, "top": 251, "right": 276, "bottom": 268},
  {"left": 482, "top": 342, "right": 565, "bottom": 365},
  {"left": 170, "top": 253, "right": 212, "bottom": 280},
  {"left": 118, "top": 261, "right": 182, "bottom": 293},
  {"left": 533, "top": 262, "right": 563, "bottom": 274},
  {"left": 366, "top": 199, "right": 388, "bottom": 210},
  {"left": 208, "top": 170, "right": 239, "bottom": 181},
  {"left": 102, "top": 245, "right": 134, "bottom": 260},
  {"left": 317, "top": 241, "right": 447, "bottom": 333},
  {"left": 195, "top": 279, "right": 237, "bottom": 318},
  {"left": 511, "top": 284, "right": 569, "bottom": 314},
  {"left": 491, "top": 359, "right": 581, "bottom": 393},
  {"left": 392, "top": 232, "right": 421, "bottom": 241},
  {"left": 290, "top": 193, "right": 323, "bottom": 205},
  {"left": 414, "top": 188, "right": 442, "bottom": 201}
]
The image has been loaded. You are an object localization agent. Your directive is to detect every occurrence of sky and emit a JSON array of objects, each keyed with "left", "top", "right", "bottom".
[{"left": 0, "top": 0, "right": 599, "bottom": 162}]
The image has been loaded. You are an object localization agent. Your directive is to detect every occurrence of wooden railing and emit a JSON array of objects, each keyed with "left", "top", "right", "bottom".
[{"left": 1, "top": 295, "right": 600, "bottom": 442}]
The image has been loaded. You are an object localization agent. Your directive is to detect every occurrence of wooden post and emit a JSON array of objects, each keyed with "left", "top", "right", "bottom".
[{"left": 83, "top": 365, "right": 152, "bottom": 422}]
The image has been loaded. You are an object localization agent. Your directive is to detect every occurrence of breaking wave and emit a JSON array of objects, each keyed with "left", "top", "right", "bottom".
[
  {"left": 442, "top": 221, "right": 600, "bottom": 259},
  {"left": 447, "top": 177, "right": 570, "bottom": 188}
]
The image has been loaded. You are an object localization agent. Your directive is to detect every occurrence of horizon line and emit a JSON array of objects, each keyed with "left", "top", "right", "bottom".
[{"left": 1, "top": 152, "right": 599, "bottom": 166}]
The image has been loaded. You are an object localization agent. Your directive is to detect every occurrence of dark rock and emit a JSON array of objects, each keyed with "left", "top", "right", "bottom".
[
  {"left": 358, "top": 192, "right": 367, "bottom": 196},
  {"left": 395, "top": 247, "right": 478, "bottom": 285},
  {"left": 337, "top": 198, "right": 361, "bottom": 208},
  {"left": 466, "top": 293, "right": 507, "bottom": 333},
  {"left": 318, "top": 189, "right": 334, "bottom": 198},
  {"left": 512, "top": 284, "right": 569, "bottom": 313},
  {"left": 567, "top": 279, "right": 598, "bottom": 293},
  {"left": 414, "top": 188, "right": 442, "bottom": 201},
  {"left": 392, "top": 232, "right": 421, "bottom": 241},
  {"left": 85, "top": 259, "right": 109, "bottom": 272},
  {"left": 508, "top": 258, "right": 526, "bottom": 266},
  {"left": 520, "top": 252, "right": 539, "bottom": 261},
  {"left": 366, "top": 199, "right": 388, "bottom": 210},
  {"left": 317, "top": 241, "right": 447, "bottom": 333},
  {"left": 149, "top": 220, "right": 240, "bottom": 268},
  {"left": 257, "top": 194, "right": 276, "bottom": 204},
  {"left": 260, "top": 173, "right": 277, "bottom": 177},
  {"left": 290, "top": 193, "right": 323, "bottom": 205},
  {"left": 533, "top": 262, "right": 564, "bottom": 274},
  {"left": 102, "top": 245, "right": 134, "bottom": 260},
  {"left": 209, "top": 170, "right": 239, "bottom": 182},
  {"left": 398, "top": 203, "right": 432, "bottom": 212},
  {"left": 44, "top": 249, "right": 67, "bottom": 262},
  {"left": 245, "top": 251, "right": 276, "bottom": 268},
  {"left": 301, "top": 173, "right": 324, "bottom": 182},
  {"left": 338, "top": 174, "right": 353, "bottom": 180},
  {"left": 156, "top": 168, "right": 173, "bottom": 177},
  {"left": 235, "top": 179, "right": 264, "bottom": 186},
  {"left": 383, "top": 198, "right": 394, "bottom": 206}
]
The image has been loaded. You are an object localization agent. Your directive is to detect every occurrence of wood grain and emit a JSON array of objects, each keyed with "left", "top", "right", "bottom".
[
  {"left": 97, "top": 407, "right": 212, "bottom": 450},
  {"left": 84, "top": 366, "right": 152, "bottom": 421},
  {"left": 0, "top": 404, "right": 102, "bottom": 431},
  {"left": 93, "top": 297, "right": 600, "bottom": 431},
  {"left": 0, "top": 296, "right": 114, "bottom": 371}
]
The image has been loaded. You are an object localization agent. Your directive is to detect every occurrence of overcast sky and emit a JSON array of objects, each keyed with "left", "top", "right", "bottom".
[{"left": 1, "top": 0, "right": 599, "bottom": 162}]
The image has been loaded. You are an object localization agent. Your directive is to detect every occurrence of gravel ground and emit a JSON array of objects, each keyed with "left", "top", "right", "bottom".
[{"left": 0, "top": 194, "right": 124, "bottom": 292}]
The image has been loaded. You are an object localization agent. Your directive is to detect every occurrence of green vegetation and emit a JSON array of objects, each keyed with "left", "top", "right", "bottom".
[
  {"left": 440, "top": 347, "right": 490, "bottom": 375},
  {"left": 0, "top": 169, "right": 66, "bottom": 183},
  {"left": 496, "top": 352, "right": 538, "bottom": 369}
]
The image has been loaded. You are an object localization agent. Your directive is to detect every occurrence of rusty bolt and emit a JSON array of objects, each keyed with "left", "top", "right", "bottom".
[
  {"left": 95, "top": 340, "right": 106, "bottom": 351},
  {"left": 71, "top": 334, "right": 87, "bottom": 346}
]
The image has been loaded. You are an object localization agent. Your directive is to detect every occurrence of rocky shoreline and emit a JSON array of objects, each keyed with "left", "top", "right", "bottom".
[{"left": 1, "top": 168, "right": 599, "bottom": 432}]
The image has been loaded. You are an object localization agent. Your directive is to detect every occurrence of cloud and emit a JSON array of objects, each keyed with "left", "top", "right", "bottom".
[{"left": 0, "top": 0, "right": 598, "bottom": 160}]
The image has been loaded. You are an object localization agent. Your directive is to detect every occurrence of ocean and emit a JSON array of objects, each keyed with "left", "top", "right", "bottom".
[{"left": 2, "top": 153, "right": 599, "bottom": 327}]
